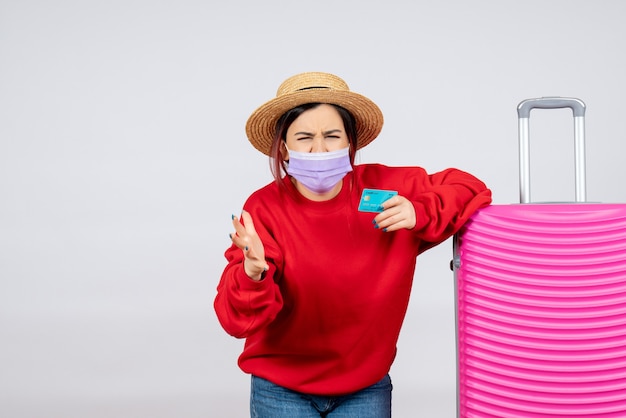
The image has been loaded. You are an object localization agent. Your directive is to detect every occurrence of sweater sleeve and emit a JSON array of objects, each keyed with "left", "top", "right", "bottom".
[
  {"left": 213, "top": 199, "right": 284, "bottom": 339},
  {"left": 409, "top": 167, "right": 491, "bottom": 248}
]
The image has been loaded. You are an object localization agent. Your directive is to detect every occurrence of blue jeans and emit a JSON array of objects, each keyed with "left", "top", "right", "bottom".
[{"left": 250, "top": 374, "right": 392, "bottom": 417}]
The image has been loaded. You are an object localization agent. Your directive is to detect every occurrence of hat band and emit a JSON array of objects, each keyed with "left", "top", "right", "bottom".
[{"left": 297, "top": 86, "right": 330, "bottom": 91}]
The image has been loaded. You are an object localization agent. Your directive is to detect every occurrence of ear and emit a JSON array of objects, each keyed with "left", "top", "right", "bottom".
[{"left": 280, "top": 141, "right": 288, "bottom": 161}]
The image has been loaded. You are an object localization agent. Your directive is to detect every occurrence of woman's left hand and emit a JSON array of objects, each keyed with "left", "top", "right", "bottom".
[{"left": 373, "top": 195, "right": 416, "bottom": 232}]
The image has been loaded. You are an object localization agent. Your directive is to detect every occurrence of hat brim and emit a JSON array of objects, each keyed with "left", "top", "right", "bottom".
[{"left": 245, "top": 88, "right": 384, "bottom": 156}]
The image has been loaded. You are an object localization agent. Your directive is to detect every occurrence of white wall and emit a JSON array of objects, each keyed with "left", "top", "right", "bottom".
[{"left": 1, "top": 1, "right": 625, "bottom": 417}]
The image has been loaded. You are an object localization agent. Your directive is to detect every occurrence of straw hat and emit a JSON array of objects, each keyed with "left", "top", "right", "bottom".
[{"left": 245, "top": 72, "right": 384, "bottom": 155}]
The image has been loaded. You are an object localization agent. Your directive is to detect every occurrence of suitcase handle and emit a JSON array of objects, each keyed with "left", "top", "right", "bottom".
[
  {"left": 516, "top": 97, "right": 587, "bottom": 203},
  {"left": 518, "top": 97, "right": 586, "bottom": 118}
]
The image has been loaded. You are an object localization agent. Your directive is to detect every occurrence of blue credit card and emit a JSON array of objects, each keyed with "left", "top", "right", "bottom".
[{"left": 358, "top": 188, "right": 398, "bottom": 212}]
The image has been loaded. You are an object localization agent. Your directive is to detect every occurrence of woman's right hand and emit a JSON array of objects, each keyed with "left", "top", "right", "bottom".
[{"left": 230, "top": 210, "right": 269, "bottom": 281}]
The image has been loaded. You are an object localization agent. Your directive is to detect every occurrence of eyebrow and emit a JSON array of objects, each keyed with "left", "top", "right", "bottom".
[{"left": 294, "top": 129, "right": 344, "bottom": 136}]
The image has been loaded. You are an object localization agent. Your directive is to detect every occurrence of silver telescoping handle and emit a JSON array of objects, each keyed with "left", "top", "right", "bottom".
[{"left": 517, "top": 97, "right": 587, "bottom": 204}]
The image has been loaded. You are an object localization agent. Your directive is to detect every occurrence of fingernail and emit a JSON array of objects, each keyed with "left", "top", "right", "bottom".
[
  {"left": 374, "top": 223, "right": 379, "bottom": 229},
  {"left": 383, "top": 228, "right": 388, "bottom": 232},
  {"left": 244, "top": 246, "right": 249, "bottom": 251},
  {"left": 231, "top": 214, "right": 235, "bottom": 220},
  {"left": 229, "top": 233, "right": 233, "bottom": 240}
]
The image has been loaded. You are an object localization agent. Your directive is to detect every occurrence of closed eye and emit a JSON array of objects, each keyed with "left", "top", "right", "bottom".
[{"left": 293, "top": 129, "right": 344, "bottom": 141}]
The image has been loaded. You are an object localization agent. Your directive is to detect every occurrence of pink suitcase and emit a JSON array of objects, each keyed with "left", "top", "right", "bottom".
[{"left": 452, "top": 98, "right": 626, "bottom": 417}]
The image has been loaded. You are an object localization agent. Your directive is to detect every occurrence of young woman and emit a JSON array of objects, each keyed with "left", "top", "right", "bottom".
[{"left": 214, "top": 72, "right": 492, "bottom": 417}]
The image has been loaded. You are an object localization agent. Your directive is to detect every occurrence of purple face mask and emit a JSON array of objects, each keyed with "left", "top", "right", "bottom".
[{"left": 286, "top": 147, "right": 353, "bottom": 194}]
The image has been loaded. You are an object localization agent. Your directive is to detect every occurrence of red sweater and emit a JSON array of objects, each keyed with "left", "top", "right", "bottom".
[{"left": 214, "top": 163, "right": 491, "bottom": 395}]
